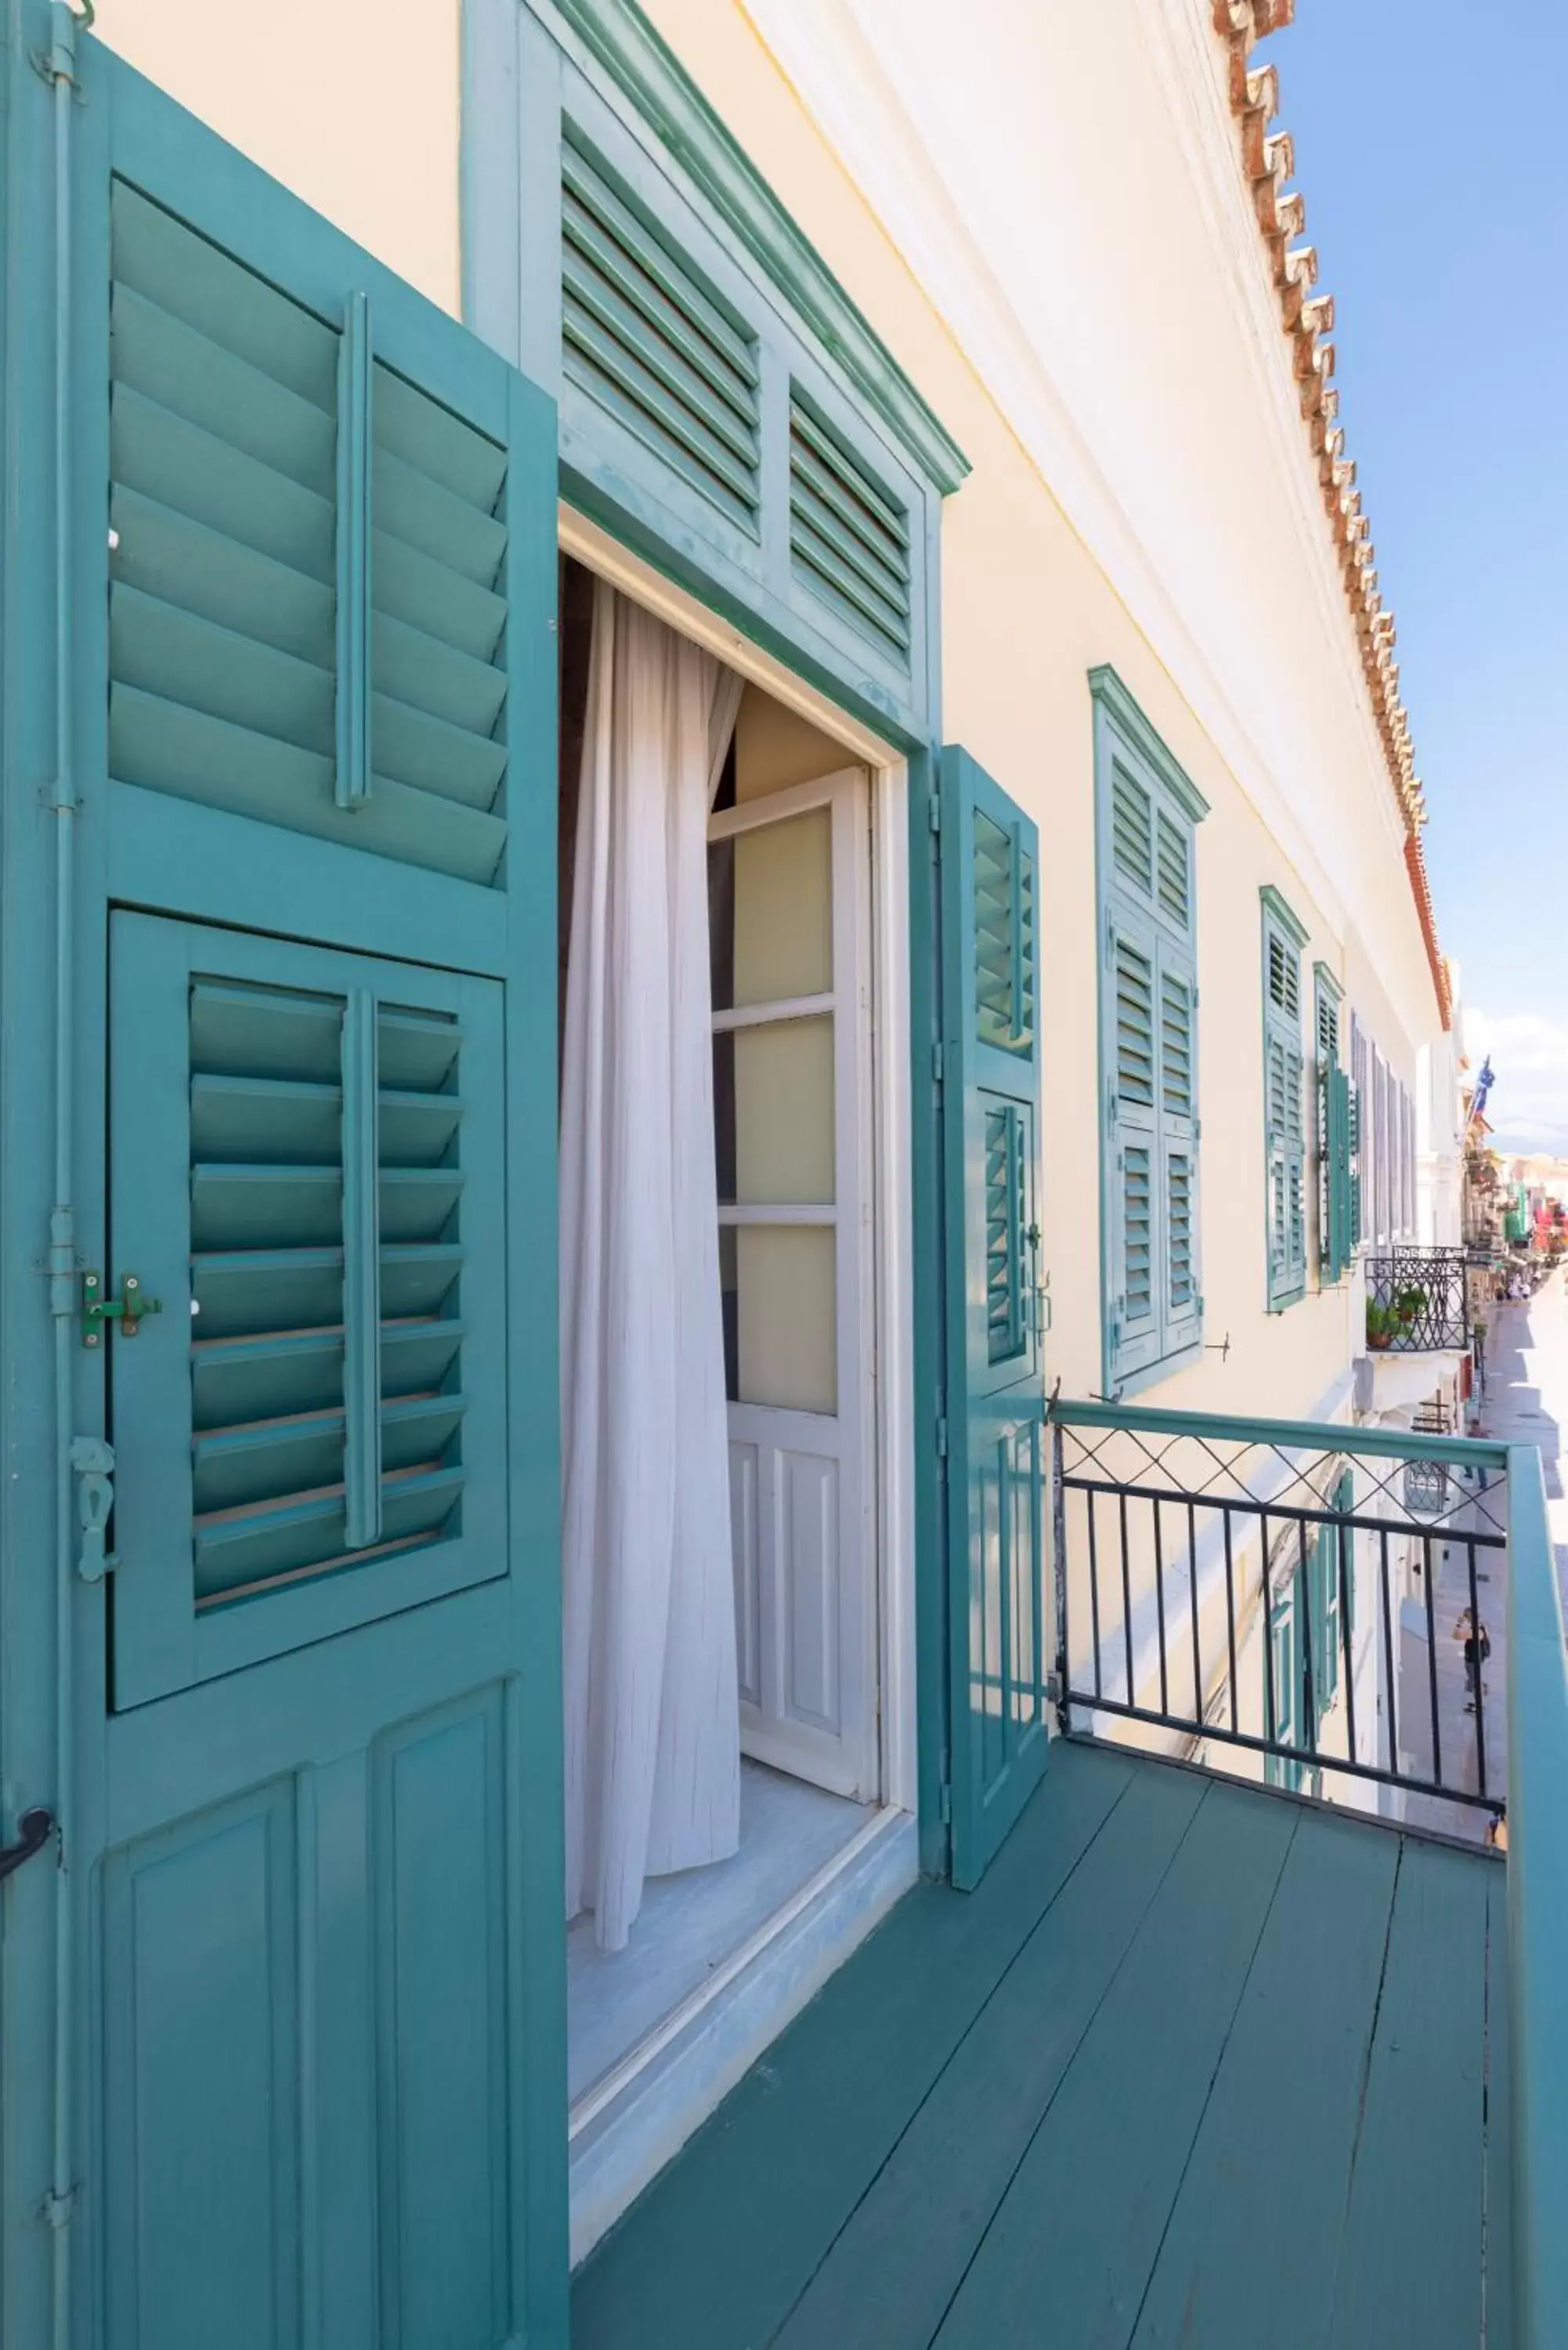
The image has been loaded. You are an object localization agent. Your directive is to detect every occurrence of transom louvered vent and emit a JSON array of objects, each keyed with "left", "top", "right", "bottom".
[
  {"left": 1155, "top": 812, "right": 1190, "bottom": 930},
  {"left": 984, "top": 1104, "right": 1028, "bottom": 1365},
  {"left": 188, "top": 975, "right": 468, "bottom": 1608},
  {"left": 562, "top": 129, "right": 761, "bottom": 533},
  {"left": 107, "top": 179, "right": 511, "bottom": 888},
  {"left": 789, "top": 394, "right": 911, "bottom": 667},
  {"left": 974, "top": 808, "right": 1036, "bottom": 1055},
  {"left": 1111, "top": 765, "right": 1152, "bottom": 895}
]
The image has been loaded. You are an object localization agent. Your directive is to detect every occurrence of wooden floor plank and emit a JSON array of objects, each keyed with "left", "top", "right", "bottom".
[
  {"left": 934, "top": 1777, "right": 1299, "bottom": 2350},
  {"left": 772, "top": 1758, "right": 1207, "bottom": 2348},
  {"left": 1485, "top": 1864, "right": 1513, "bottom": 2350},
  {"left": 1328, "top": 1838, "right": 1490, "bottom": 2350},
  {"left": 1128, "top": 1806, "right": 1401, "bottom": 2350},
  {"left": 572, "top": 1741, "right": 1136, "bottom": 2350}
]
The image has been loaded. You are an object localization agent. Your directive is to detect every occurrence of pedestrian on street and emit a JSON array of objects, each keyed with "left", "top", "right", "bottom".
[{"left": 1454, "top": 1607, "right": 1490, "bottom": 1712}]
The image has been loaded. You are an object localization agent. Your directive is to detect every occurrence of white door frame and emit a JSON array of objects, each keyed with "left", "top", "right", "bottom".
[{"left": 558, "top": 505, "right": 918, "bottom": 1819}]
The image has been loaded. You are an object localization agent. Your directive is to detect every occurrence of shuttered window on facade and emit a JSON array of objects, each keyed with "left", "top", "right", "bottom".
[
  {"left": 1093, "top": 671, "right": 1206, "bottom": 1392},
  {"left": 1262, "top": 890, "right": 1309, "bottom": 1309}
]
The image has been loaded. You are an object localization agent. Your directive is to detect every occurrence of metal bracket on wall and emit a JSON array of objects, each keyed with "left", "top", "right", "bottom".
[{"left": 69, "top": 1436, "right": 117, "bottom": 1582}]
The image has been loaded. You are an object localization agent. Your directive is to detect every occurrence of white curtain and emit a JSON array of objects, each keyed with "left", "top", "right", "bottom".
[{"left": 560, "top": 580, "right": 742, "bottom": 1952}]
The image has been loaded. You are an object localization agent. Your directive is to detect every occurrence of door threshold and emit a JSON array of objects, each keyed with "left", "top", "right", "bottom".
[{"left": 568, "top": 1802, "right": 917, "bottom": 2265}]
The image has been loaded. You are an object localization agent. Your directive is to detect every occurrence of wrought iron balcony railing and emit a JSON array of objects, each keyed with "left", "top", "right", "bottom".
[
  {"left": 1364, "top": 1245, "right": 1469, "bottom": 1351},
  {"left": 1050, "top": 1401, "right": 1502, "bottom": 1825}
]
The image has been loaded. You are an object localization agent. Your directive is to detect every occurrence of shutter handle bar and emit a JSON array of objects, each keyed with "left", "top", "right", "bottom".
[{"left": 0, "top": 1809, "right": 55, "bottom": 1885}]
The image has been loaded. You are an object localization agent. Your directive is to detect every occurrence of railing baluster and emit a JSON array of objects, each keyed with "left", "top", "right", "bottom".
[
  {"left": 1337, "top": 1515, "right": 1357, "bottom": 1766},
  {"left": 1223, "top": 1505, "right": 1238, "bottom": 1734},
  {"left": 1152, "top": 1499, "right": 1169, "bottom": 1717},
  {"left": 1298, "top": 1515, "right": 1317, "bottom": 1762},
  {"left": 1379, "top": 1526, "right": 1397, "bottom": 1768},
  {"left": 1262, "top": 1509, "right": 1276, "bottom": 1747},
  {"left": 1118, "top": 1488, "right": 1134, "bottom": 1708},
  {"left": 1086, "top": 1485, "right": 1103, "bottom": 1703},
  {"left": 1187, "top": 1499, "right": 1202, "bottom": 1728},
  {"left": 1422, "top": 1531, "right": 1442, "bottom": 1787}
]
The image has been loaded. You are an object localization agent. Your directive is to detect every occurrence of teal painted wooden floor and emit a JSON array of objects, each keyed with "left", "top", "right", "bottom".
[{"left": 573, "top": 1740, "right": 1509, "bottom": 2350}]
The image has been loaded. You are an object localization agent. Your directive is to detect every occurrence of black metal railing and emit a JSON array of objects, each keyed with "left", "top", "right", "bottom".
[
  {"left": 1050, "top": 1401, "right": 1508, "bottom": 1831},
  {"left": 1364, "top": 1246, "right": 1470, "bottom": 1352}
]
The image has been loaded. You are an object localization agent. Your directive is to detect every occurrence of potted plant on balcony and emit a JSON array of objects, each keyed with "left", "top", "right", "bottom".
[{"left": 1366, "top": 1302, "right": 1396, "bottom": 1350}]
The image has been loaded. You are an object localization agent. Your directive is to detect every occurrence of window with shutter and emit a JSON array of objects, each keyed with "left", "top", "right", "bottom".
[
  {"left": 1261, "top": 888, "right": 1309, "bottom": 1309},
  {"left": 1092, "top": 668, "right": 1207, "bottom": 1395},
  {"left": 109, "top": 183, "right": 513, "bottom": 887}
]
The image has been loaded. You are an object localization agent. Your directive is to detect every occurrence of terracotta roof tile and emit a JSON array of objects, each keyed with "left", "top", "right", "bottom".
[{"left": 1210, "top": 0, "right": 1451, "bottom": 1025}]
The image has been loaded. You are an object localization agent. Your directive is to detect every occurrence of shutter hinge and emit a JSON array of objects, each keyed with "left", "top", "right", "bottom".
[
  {"left": 933, "top": 1039, "right": 945, "bottom": 1089},
  {"left": 929, "top": 792, "right": 941, "bottom": 835},
  {"left": 939, "top": 1783, "right": 952, "bottom": 1826},
  {"left": 935, "top": 1415, "right": 949, "bottom": 1459}
]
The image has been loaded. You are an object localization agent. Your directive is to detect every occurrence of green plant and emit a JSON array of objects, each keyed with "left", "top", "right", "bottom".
[{"left": 1366, "top": 1302, "right": 1398, "bottom": 1350}]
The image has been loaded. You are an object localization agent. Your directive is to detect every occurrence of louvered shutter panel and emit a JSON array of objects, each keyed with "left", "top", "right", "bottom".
[
  {"left": 1158, "top": 945, "right": 1200, "bottom": 1355},
  {"left": 789, "top": 392, "right": 912, "bottom": 667},
  {"left": 1348, "top": 1080, "right": 1364, "bottom": 1250},
  {"left": 1107, "top": 920, "right": 1162, "bottom": 1374},
  {"left": 109, "top": 183, "right": 514, "bottom": 886},
  {"left": 1263, "top": 916, "right": 1306, "bottom": 1306},
  {"left": 940, "top": 747, "right": 1047, "bottom": 1889},
  {"left": 560, "top": 128, "right": 761, "bottom": 531},
  {"left": 110, "top": 914, "right": 508, "bottom": 1704}
]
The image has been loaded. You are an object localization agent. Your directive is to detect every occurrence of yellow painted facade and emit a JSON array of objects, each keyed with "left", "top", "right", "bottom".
[{"left": 95, "top": 0, "right": 1446, "bottom": 1420}]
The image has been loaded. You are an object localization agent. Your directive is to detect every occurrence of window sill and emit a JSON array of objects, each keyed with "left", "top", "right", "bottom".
[
  {"left": 1268, "top": 1285, "right": 1308, "bottom": 1314},
  {"left": 1107, "top": 1338, "right": 1205, "bottom": 1405}
]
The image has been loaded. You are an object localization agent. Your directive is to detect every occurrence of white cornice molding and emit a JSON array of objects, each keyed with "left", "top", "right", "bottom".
[{"left": 733, "top": 0, "right": 1431, "bottom": 954}]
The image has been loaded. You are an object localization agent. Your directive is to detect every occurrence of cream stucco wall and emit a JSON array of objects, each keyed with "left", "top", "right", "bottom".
[
  {"left": 95, "top": 0, "right": 463, "bottom": 313},
  {"left": 96, "top": 0, "right": 1449, "bottom": 1423}
]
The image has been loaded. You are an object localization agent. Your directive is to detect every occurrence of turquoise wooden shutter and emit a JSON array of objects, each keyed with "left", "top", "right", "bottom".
[
  {"left": 1316, "top": 971, "right": 1351, "bottom": 1282},
  {"left": 110, "top": 915, "right": 508, "bottom": 1703},
  {"left": 108, "top": 185, "right": 511, "bottom": 884},
  {"left": 940, "top": 747, "right": 1047, "bottom": 1890},
  {"left": 1263, "top": 908, "right": 1306, "bottom": 1307},
  {"left": 1095, "top": 696, "right": 1204, "bottom": 1394}
]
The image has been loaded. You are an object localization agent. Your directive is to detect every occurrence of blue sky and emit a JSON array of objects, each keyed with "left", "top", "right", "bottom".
[{"left": 1257, "top": 4, "right": 1568, "bottom": 1145}]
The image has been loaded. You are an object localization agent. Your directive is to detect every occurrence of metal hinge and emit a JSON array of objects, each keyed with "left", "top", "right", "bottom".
[
  {"left": 935, "top": 1415, "right": 948, "bottom": 1459},
  {"left": 939, "top": 1784, "right": 952, "bottom": 1826},
  {"left": 929, "top": 792, "right": 941, "bottom": 835}
]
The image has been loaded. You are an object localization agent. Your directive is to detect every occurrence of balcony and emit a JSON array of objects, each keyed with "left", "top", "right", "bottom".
[
  {"left": 1365, "top": 1244, "right": 1471, "bottom": 1352},
  {"left": 574, "top": 1405, "right": 1568, "bottom": 2350}
]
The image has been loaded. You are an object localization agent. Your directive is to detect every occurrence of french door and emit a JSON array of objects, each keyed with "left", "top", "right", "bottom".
[{"left": 707, "top": 765, "right": 877, "bottom": 1800}]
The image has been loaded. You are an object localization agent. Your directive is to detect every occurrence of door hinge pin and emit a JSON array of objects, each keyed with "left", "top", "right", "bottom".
[
  {"left": 939, "top": 1784, "right": 952, "bottom": 1826},
  {"left": 935, "top": 1416, "right": 948, "bottom": 1459}
]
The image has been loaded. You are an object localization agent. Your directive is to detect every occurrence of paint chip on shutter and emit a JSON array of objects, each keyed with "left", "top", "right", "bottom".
[
  {"left": 562, "top": 128, "right": 761, "bottom": 532},
  {"left": 789, "top": 392, "right": 911, "bottom": 666}
]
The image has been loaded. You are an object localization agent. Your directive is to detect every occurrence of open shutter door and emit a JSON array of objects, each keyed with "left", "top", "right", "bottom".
[{"left": 941, "top": 747, "right": 1048, "bottom": 1889}]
